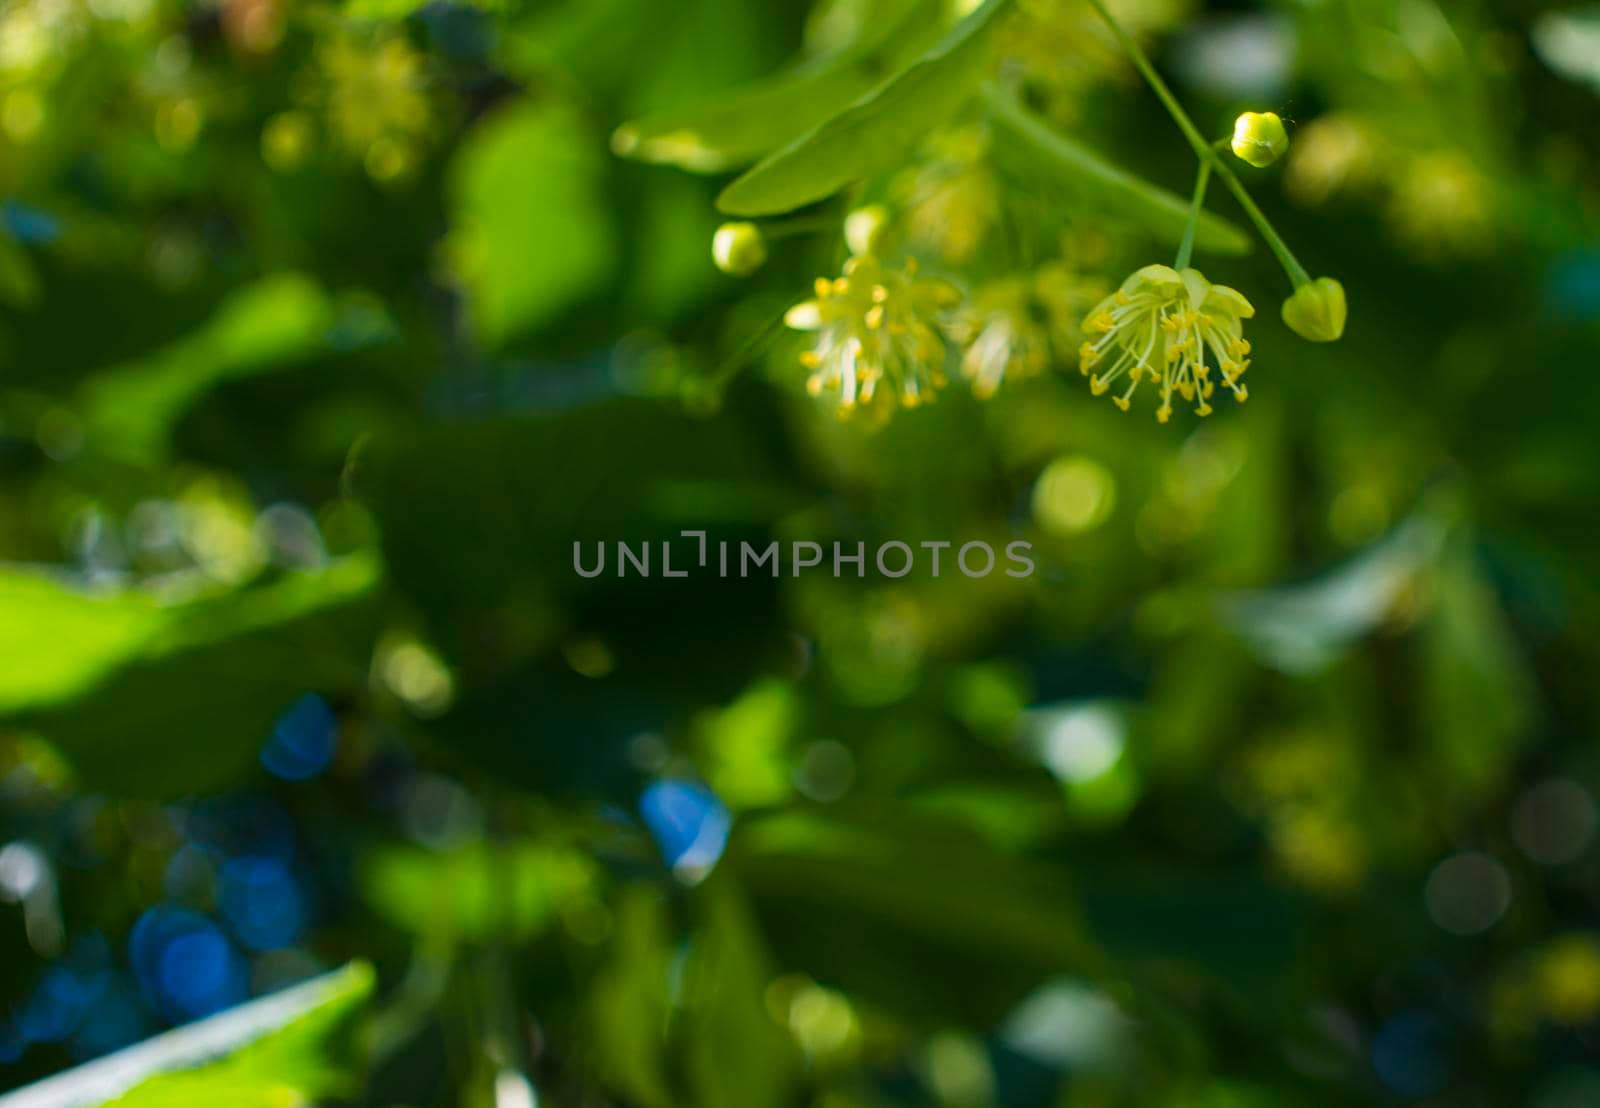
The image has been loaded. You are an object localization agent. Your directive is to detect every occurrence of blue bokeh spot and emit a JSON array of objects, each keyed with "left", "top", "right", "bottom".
[
  {"left": 639, "top": 779, "right": 730, "bottom": 876},
  {"left": 261, "top": 693, "right": 338, "bottom": 781}
]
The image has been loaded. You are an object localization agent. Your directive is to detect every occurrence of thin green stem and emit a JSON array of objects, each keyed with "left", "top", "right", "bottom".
[
  {"left": 1175, "top": 160, "right": 1210, "bottom": 270},
  {"left": 1084, "top": 0, "right": 1312, "bottom": 289}
]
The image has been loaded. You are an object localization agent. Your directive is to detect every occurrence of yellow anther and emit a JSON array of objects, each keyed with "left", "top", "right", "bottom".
[
  {"left": 1113, "top": 396, "right": 1130, "bottom": 411},
  {"left": 814, "top": 278, "right": 831, "bottom": 298},
  {"left": 1090, "top": 375, "right": 1109, "bottom": 395}
]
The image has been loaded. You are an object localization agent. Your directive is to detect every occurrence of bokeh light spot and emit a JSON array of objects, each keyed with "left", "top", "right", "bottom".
[
  {"left": 260, "top": 693, "right": 337, "bottom": 782},
  {"left": 1424, "top": 852, "right": 1511, "bottom": 936},
  {"left": 1032, "top": 456, "right": 1116, "bottom": 535},
  {"left": 639, "top": 780, "right": 730, "bottom": 884}
]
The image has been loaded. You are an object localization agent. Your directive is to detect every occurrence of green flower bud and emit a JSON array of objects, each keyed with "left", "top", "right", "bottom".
[
  {"left": 1231, "top": 111, "right": 1289, "bottom": 169},
  {"left": 844, "top": 205, "right": 890, "bottom": 257},
  {"left": 1281, "top": 277, "right": 1347, "bottom": 342},
  {"left": 712, "top": 222, "right": 767, "bottom": 276}
]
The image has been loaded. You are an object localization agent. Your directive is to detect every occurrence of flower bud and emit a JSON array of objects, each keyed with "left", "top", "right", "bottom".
[
  {"left": 712, "top": 222, "right": 767, "bottom": 276},
  {"left": 1281, "top": 277, "right": 1347, "bottom": 342},
  {"left": 844, "top": 205, "right": 890, "bottom": 257},
  {"left": 1231, "top": 111, "right": 1289, "bottom": 169}
]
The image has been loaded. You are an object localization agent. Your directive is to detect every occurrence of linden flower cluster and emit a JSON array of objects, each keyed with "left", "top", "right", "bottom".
[
  {"left": 948, "top": 265, "right": 1107, "bottom": 400},
  {"left": 949, "top": 278, "right": 1050, "bottom": 400},
  {"left": 309, "top": 31, "right": 434, "bottom": 181},
  {"left": 784, "top": 254, "right": 961, "bottom": 416},
  {"left": 1078, "top": 265, "right": 1253, "bottom": 422}
]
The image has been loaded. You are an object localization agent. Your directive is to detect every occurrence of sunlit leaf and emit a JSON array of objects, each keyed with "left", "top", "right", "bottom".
[
  {"left": 449, "top": 103, "right": 618, "bottom": 349},
  {"left": 614, "top": 0, "right": 939, "bottom": 172},
  {"left": 1, "top": 963, "right": 373, "bottom": 1108},
  {"left": 0, "top": 573, "right": 167, "bottom": 715},
  {"left": 9, "top": 554, "right": 380, "bottom": 797},
  {"left": 363, "top": 842, "right": 595, "bottom": 942},
  {"left": 77, "top": 275, "right": 336, "bottom": 464},
  {"left": 716, "top": 0, "right": 1015, "bottom": 216}
]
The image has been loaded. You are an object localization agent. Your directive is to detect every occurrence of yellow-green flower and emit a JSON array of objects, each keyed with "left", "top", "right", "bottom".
[
  {"left": 785, "top": 255, "right": 960, "bottom": 416},
  {"left": 1078, "top": 265, "right": 1254, "bottom": 422},
  {"left": 314, "top": 31, "right": 432, "bottom": 181},
  {"left": 949, "top": 278, "right": 1050, "bottom": 399}
]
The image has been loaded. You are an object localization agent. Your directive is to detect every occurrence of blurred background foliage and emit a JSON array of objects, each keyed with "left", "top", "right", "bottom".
[{"left": 1, "top": 0, "right": 1599, "bottom": 1104}]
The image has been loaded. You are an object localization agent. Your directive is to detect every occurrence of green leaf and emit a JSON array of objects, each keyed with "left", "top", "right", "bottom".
[
  {"left": 0, "top": 964, "right": 373, "bottom": 1108},
  {"left": 613, "top": 0, "right": 940, "bottom": 172},
  {"left": 1417, "top": 547, "right": 1536, "bottom": 801},
  {"left": 587, "top": 887, "right": 675, "bottom": 1108},
  {"left": 0, "top": 573, "right": 168, "bottom": 715},
  {"left": 76, "top": 275, "right": 337, "bottom": 464},
  {"left": 679, "top": 879, "right": 799, "bottom": 1108},
  {"left": 364, "top": 841, "right": 596, "bottom": 943},
  {"left": 450, "top": 103, "right": 617, "bottom": 349},
  {"left": 715, "top": 0, "right": 1015, "bottom": 216},
  {"left": 10, "top": 555, "right": 380, "bottom": 797},
  {"left": 981, "top": 85, "right": 1253, "bottom": 256},
  {"left": 732, "top": 808, "right": 1103, "bottom": 971}
]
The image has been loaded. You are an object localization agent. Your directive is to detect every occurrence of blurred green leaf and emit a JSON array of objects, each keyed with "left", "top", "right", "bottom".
[
  {"left": 614, "top": 0, "right": 939, "bottom": 172},
  {"left": 587, "top": 886, "right": 675, "bottom": 1108},
  {"left": 0, "top": 572, "right": 167, "bottom": 715},
  {"left": 733, "top": 807, "right": 1104, "bottom": 971},
  {"left": 450, "top": 103, "right": 617, "bottom": 349},
  {"left": 364, "top": 842, "right": 595, "bottom": 942},
  {"left": 981, "top": 85, "right": 1253, "bottom": 255},
  {"left": 12, "top": 554, "right": 379, "bottom": 797},
  {"left": 695, "top": 678, "right": 799, "bottom": 809},
  {"left": 0, "top": 963, "right": 373, "bottom": 1108},
  {"left": 680, "top": 879, "right": 799, "bottom": 1108},
  {"left": 1417, "top": 546, "right": 1536, "bottom": 800},
  {"left": 105, "top": 963, "right": 374, "bottom": 1108},
  {"left": 716, "top": 0, "right": 1014, "bottom": 216},
  {"left": 76, "top": 275, "right": 336, "bottom": 464}
]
